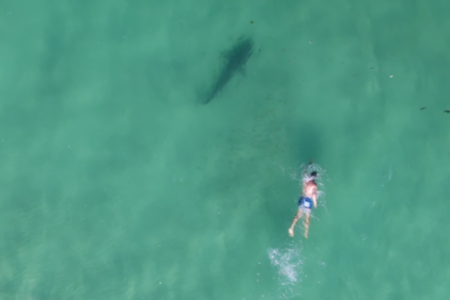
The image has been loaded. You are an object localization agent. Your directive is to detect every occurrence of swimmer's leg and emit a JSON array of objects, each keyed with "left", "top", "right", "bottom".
[
  {"left": 304, "top": 213, "right": 311, "bottom": 238},
  {"left": 289, "top": 209, "right": 303, "bottom": 237}
]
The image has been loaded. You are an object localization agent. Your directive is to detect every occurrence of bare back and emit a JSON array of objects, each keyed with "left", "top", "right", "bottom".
[{"left": 302, "top": 180, "right": 317, "bottom": 199}]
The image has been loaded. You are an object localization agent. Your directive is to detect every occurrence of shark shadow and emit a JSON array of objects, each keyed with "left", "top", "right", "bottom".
[{"left": 203, "top": 37, "right": 254, "bottom": 104}]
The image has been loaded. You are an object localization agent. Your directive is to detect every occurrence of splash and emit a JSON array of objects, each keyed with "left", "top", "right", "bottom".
[
  {"left": 281, "top": 162, "right": 327, "bottom": 186},
  {"left": 267, "top": 243, "right": 303, "bottom": 299},
  {"left": 268, "top": 247, "right": 302, "bottom": 283},
  {"left": 300, "top": 163, "right": 326, "bottom": 183}
]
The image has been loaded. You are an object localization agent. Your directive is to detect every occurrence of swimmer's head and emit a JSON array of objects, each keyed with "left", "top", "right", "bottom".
[{"left": 310, "top": 171, "right": 318, "bottom": 179}]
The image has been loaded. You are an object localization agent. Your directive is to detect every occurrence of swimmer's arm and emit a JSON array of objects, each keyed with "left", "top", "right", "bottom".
[{"left": 312, "top": 187, "right": 318, "bottom": 208}]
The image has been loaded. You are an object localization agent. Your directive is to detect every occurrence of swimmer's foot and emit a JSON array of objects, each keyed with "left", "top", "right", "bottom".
[
  {"left": 288, "top": 228, "right": 294, "bottom": 237},
  {"left": 304, "top": 231, "right": 308, "bottom": 239}
]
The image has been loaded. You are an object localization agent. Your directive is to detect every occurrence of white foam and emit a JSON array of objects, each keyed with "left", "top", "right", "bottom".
[{"left": 267, "top": 246, "right": 303, "bottom": 284}]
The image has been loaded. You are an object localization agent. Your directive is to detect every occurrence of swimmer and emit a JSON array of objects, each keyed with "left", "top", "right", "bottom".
[{"left": 288, "top": 171, "right": 318, "bottom": 238}]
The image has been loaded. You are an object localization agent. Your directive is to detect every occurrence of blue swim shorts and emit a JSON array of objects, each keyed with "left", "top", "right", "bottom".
[{"left": 298, "top": 196, "right": 313, "bottom": 214}]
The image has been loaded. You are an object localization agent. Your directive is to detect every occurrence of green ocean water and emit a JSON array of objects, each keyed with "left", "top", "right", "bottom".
[{"left": 1, "top": 0, "right": 450, "bottom": 299}]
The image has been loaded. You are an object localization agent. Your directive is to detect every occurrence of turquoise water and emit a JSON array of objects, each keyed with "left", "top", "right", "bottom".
[{"left": 1, "top": 0, "right": 450, "bottom": 299}]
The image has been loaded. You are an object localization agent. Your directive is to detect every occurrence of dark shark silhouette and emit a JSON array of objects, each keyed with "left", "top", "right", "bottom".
[{"left": 204, "top": 37, "right": 254, "bottom": 104}]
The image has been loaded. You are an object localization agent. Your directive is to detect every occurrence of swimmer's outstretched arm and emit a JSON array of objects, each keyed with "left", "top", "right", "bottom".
[{"left": 312, "top": 187, "right": 318, "bottom": 208}]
